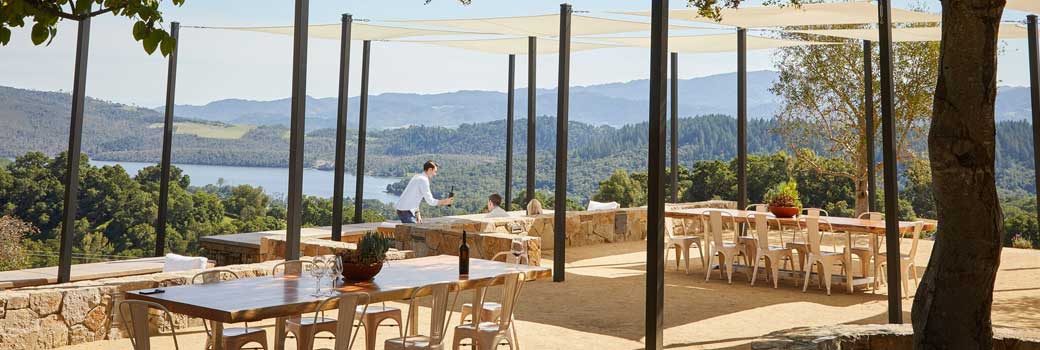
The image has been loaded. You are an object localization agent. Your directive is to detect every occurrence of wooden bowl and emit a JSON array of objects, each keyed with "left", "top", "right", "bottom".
[
  {"left": 341, "top": 261, "right": 383, "bottom": 281},
  {"left": 769, "top": 206, "right": 799, "bottom": 218}
]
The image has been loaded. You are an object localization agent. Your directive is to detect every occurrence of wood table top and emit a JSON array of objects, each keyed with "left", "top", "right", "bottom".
[
  {"left": 666, "top": 208, "right": 936, "bottom": 235},
  {"left": 126, "top": 255, "right": 551, "bottom": 323}
]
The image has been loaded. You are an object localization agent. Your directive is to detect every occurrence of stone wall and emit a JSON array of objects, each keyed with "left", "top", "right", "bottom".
[
  {"left": 751, "top": 324, "right": 1040, "bottom": 350},
  {"left": 0, "top": 259, "right": 289, "bottom": 349},
  {"left": 200, "top": 240, "right": 262, "bottom": 266},
  {"left": 390, "top": 227, "right": 542, "bottom": 266}
]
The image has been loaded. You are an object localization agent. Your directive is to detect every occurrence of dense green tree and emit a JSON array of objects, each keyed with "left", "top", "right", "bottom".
[
  {"left": 593, "top": 169, "right": 646, "bottom": 208},
  {"left": 684, "top": 160, "right": 735, "bottom": 201}
]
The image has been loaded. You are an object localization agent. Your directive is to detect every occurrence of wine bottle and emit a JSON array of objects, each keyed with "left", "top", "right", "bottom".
[
  {"left": 447, "top": 186, "right": 455, "bottom": 207},
  {"left": 459, "top": 230, "right": 470, "bottom": 276}
]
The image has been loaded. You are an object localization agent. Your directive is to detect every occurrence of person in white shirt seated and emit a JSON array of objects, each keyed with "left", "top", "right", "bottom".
[
  {"left": 394, "top": 160, "right": 454, "bottom": 223},
  {"left": 485, "top": 193, "right": 511, "bottom": 218}
]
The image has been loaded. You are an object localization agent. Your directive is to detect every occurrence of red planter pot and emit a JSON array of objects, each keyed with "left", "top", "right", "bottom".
[
  {"left": 341, "top": 261, "right": 383, "bottom": 281},
  {"left": 769, "top": 206, "right": 799, "bottom": 218}
]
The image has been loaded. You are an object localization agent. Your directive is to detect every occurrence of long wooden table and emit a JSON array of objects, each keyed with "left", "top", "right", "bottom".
[
  {"left": 126, "top": 255, "right": 550, "bottom": 350},
  {"left": 666, "top": 208, "right": 936, "bottom": 291}
]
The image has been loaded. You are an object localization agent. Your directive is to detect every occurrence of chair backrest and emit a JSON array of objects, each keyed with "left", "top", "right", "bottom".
[
  {"left": 750, "top": 212, "right": 775, "bottom": 245},
  {"left": 402, "top": 282, "right": 457, "bottom": 345},
  {"left": 118, "top": 300, "right": 180, "bottom": 350},
  {"left": 664, "top": 217, "right": 678, "bottom": 239},
  {"left": 802, "top": 208, "right": 828, "bottom": 217},
  {"left": 271, "top": 259, "right": 318, "bottom": 276},
  {"left": 707, "top": 210, "right": 736, "bottom": 245},
  {"left": 858, "top": 211, "right": 884, "bottom": 221},
  {"left": 495, "top": 272, "right": 527, "bottom": 331},
  {"left": 907, "top": 221, "right": 924, "bottom": 260},
  {"left": 746, "top": 204, "right": 768, "bottom": 212},
  {"left": 314, "top": 292, "right": 370, "bottom": 350},
  {"left": 803, "top": 216, "right": 823, "bottom": 255},
  {"left": 191, "top": 269, "right": 239, "bottom": 285}
]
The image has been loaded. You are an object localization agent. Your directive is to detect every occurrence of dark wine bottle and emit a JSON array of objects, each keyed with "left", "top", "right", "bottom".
[
  {"left": 447, "top": 186, "right": 455, "bottom": 207},
  {"left": 459, "top": 230, "right": 470, "bottom": 275}
]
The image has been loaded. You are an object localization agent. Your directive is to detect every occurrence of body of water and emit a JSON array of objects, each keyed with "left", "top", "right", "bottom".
[{"left": 92, "top": 160, "right": 402, "bottom": 203}]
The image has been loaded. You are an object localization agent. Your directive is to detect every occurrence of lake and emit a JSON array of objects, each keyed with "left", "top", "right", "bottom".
[{"left": 91, "top": 160, "right": 402, "bottom": 203}]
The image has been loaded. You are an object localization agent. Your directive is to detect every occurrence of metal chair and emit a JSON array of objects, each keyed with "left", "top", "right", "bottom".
[
  {"left": 192, "top": 270, "right": 268, "bottom": 350},
  {"left": 800, "top": 216, "right": 853, "bottom": 295},
  {"left": 272, "top": 260, "right": 335, "bottom": 350},
  {"left": 849, "top": 212, "right": 885, "bottom": 279},
  {"left": 746, "top": 212, "right": 795, "bottom": 288},
  {"left": 312, "top": 292, "right": 371, "bottom": 350},
  {"left": 704, "top": 210, "right": 742, "bottom": 284},
  {"left": 384, "top": 282, "right": 459, "bottom": 350},
  {"left": 876, "top": 221, "right": 925, "bottom": 299},
  {"left": 118, "top": 299, "right": 180, "bottom": 350},
  {"left": 665, "top": 217, "right": 705, "bottom": 274},
  {"left": 453, "top": 273, "right": 526, "bottom": 350}
]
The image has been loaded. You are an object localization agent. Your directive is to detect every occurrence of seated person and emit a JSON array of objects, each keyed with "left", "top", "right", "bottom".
[{"left": 486, "top": 193, "right": 511, "bottom": 218}]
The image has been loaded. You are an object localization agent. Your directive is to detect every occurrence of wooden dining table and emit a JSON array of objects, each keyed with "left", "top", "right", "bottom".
[
  {"left": 125, "top": 255, "right": 551, "bottom": 350},
  {"left": 666, "top": 208, "right": 936, "bottom": 289}
]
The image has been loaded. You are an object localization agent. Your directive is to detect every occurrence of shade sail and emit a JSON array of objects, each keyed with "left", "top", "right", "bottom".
[
  {"left": 402, "top": 37, "right": 617, "bottom": 55},
  {"left": 617, "top": 2, "right": 941, "bottom": 28},
  {"left": 393, "top": 14, "right": 689, "bottom": 37},
  {"left": 592, "top": 33, "right": 834, "bottom": 53},
  {"left": 210, "top": 22, "right": 479, "bottom": 41},
  {"left": 1007, "top": 0, "right": 1040, "bottom": 14},
  {"left": 788, "top": 23, "right": 1029, "bottom": 42}
]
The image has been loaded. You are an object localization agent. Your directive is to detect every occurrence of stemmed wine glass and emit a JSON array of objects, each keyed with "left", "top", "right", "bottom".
[
  {"left": 310, "top": 256, "right": 328, "bottom": 297},
  {"left": 510, "top": 236, "right": 526, "bottom": 268},
  {"left": 325, "top": 255, "right": 343, "bottom": 296}
]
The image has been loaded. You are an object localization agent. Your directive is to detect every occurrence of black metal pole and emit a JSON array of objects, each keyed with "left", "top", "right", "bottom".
[
  {"left": 737, "top": 28, "right": 748, "bottom": 210},
  {"left": 878, "top": 0, "right": 903, "bottom": 322},
  {"left": 1028, "top": 15, "right": 1040, "bottom": 221},
  {"left": 646, "top": 0, "right": 668, "bottom": 347},
  {"left": 527, "top": 36, "right": 537, "bottom": 204},
  {"left": 864, "top": 39, "right": 877, "bottom": 212},
  {"left": 553, "top": 4, "right": 571, "bottom": 283},
  {"left": 670, "top": 52, "right": 679, "bottom": 203},
  {"left": 332, "top": 14, "right": 353, "bottom": 240},
  {"left": 355, "top": 40, "right": 371, "bottom": 224},
  {"left": 155, "top": 22, "right": 179, "bottom": 257},
  {"left": 506, "top": 54, "right": 516, "bottom": 210},
  {"left": 285, "top": 0, "right": 309, "bottom": 261},
  {"left": 58, "top": 17, "right": 90, "bottom": 283}
]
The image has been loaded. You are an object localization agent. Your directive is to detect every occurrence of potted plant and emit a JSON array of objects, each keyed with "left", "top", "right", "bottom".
[
  {"left": 764, "top": 180, "right": 802, "bottom": 218},
  {"left": 336, "top": 232, "right": 394, "bottom": 281}
]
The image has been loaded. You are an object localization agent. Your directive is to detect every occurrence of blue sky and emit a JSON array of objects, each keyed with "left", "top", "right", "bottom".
[{"left": 0, "top": 0, "right": 1035, "bottom": 107}]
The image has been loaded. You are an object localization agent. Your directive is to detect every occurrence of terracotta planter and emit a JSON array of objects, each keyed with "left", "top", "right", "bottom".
[
  {"left": 769, "top": 206, "right": 799, "bottom": 218},
  {"left": 341, "top": 261, "right": 383, "bottom": 281}
]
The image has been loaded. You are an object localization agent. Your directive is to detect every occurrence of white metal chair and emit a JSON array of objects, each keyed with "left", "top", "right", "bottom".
[
  {"left": 876, "top": 221, "right": 925, "bottom": 299},
  {"left": 453, "top": 273, "right": 527, "bottom": 350},
  {"left": 665, "top": 217, "right": 705, "bottom": 274},
  {"left": 786, "top": 209, "right": 836, "bottom": 271},
  {"left": 312, "top": 292, "right": 371, "bottom": 350},
  {"left": 273, "top": 260, "right": 335, "bottom": 350},
  {"left": 192, "top": 270, "right": 268, "bottom": 350},
  {"left": 464, "top": 252, "right": 531, "bottom": 325},
  {"left": 848, "top": 212, "right": 884, "bottom": 278},
  {"left": 118, "top": 299, "right": 181, "bottom": 350},
  {"left": 384, "top": 282, "right": 459, "bottom": 350},
  {"left": 800, "top": 216, "right": 853, "bottom": 295},
  {"left": 747, "top": 212, "right": 795, "bottom": 288},
  {"left": 704, "top": 210, "right": 742, "bottom": 284}
]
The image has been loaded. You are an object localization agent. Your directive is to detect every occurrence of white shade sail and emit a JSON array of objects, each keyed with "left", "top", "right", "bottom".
[
  {"left": 592, "top": 33, "right": 834, "bottom": 53},
  {"left": 617, "top": 2, "right": 941, "bottom": 28},
  {"left": 788, "top": 23, "right": 1029, "bottom": 42},
  {"left": 209, "top": 22, "right": 479, "bottom": 41},
  {"left": 1007, "top": 0, "right": 1040, "bottom": 14},
  {"left": 393, "top": 14, "right": 689, "bottom": 37},
  {"left": 402, "top": 37, "right": 617, "bottom": 55}
]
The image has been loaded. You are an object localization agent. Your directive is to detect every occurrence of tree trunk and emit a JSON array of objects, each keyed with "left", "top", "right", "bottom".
[
  {"left": 912, "top": 1, "right": 1004, "bottom": 349},
  {"left": 854, "top": 174, "right": 869, "bottom": 216}
]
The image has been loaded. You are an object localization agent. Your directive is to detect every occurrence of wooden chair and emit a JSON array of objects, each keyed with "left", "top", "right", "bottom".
[
  {"left": 272, "top": 260, "right": 335, "bottom": 350},
  {"left": 192, "top": 270, "right": 268, "bottom": 350},
  {"left": 704, "top": 210, "right": 742, "bottom": 284},
  {"left": 800, "top": 217, "right": 853, "bottom": 295},
  {"left": 747, "top": 212, "right": 795, "bottom": 288},
  {"left": 848, "top": 212, "right": 884, "bottom": 278},
  {"left": 118, "top": 300, "right": 180, "bottom": 350},
  {"left": 312, "top": 292, "right": 371, "bottom": 350},
  {"left": 385, "top": 282, "right": 459, "bottom": 350},
  {"left": 876, "top": 221, "right": 925, "bottom": 299},
  {"left": 665, "top": 217, "right": 705, "bottom": 274},
  {"left": 453, "top": 273, "right": 526, "bottom": 350}
]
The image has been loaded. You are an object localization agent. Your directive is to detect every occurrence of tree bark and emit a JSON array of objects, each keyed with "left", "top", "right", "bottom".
[{"left": 912, "top": 1, "right": 1004, "bottom": 349}]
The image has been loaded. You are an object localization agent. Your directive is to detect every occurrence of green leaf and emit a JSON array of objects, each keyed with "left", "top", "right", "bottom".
[
  {"left": 143, "top": 30, "right": 161, "bottom": 54},
  {"left": 0, "top": 27, "right": 11, "bottom": 45},
  {"left": 30, "top": 22, "right": 48, "bottom": 45},
  {"left": 159, "top": 34, "right": 175, "bottom": 56},
  {"left": 133, "top": 21, "right": 146, "bottom": 41}
]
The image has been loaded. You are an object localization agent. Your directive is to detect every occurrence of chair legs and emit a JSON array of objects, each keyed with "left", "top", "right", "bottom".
[{"left": 359, "top": 309, "right": 402, "bottom": 350}]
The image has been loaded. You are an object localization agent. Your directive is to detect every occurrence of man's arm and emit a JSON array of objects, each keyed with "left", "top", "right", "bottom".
[{"left": 421, "top": 177, "right": 453, "bottom": 206}]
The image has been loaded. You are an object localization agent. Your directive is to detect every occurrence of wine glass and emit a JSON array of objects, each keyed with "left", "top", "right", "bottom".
[
  {"left": 510, "top": 237, "right": 525, "bottom": 268},
  {"left": 309, "top": 256, "right": 327, "bottom": 297},
  {"left": 326, "top": 255, "right": 343, "bottom": 296}
]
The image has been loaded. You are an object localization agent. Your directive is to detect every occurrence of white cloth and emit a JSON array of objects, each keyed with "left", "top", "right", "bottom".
[
  {"left": 394, "top": 173, "right": 438, "bottom": 212},
  {"left": 485, "top": 206, "right": 511, "bottom": 218},
  {"left": 162, "top": 253, "right": 207, "bottom": 272},
  {"left": 587, "top": 200, "right": 620, "bottom": 211}
]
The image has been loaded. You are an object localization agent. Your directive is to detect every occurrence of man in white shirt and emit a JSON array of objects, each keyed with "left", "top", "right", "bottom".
[
  {"left": 394, "top": 160, "right": 453, "bottom": 223},
  {"left": 485, "top": 193, "right": 511, "bottom": 218}
]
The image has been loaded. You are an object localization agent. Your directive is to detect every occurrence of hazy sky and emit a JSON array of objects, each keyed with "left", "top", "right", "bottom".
[{"left": 0, "top": 0, "right": 1034, "bottom": 107}]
